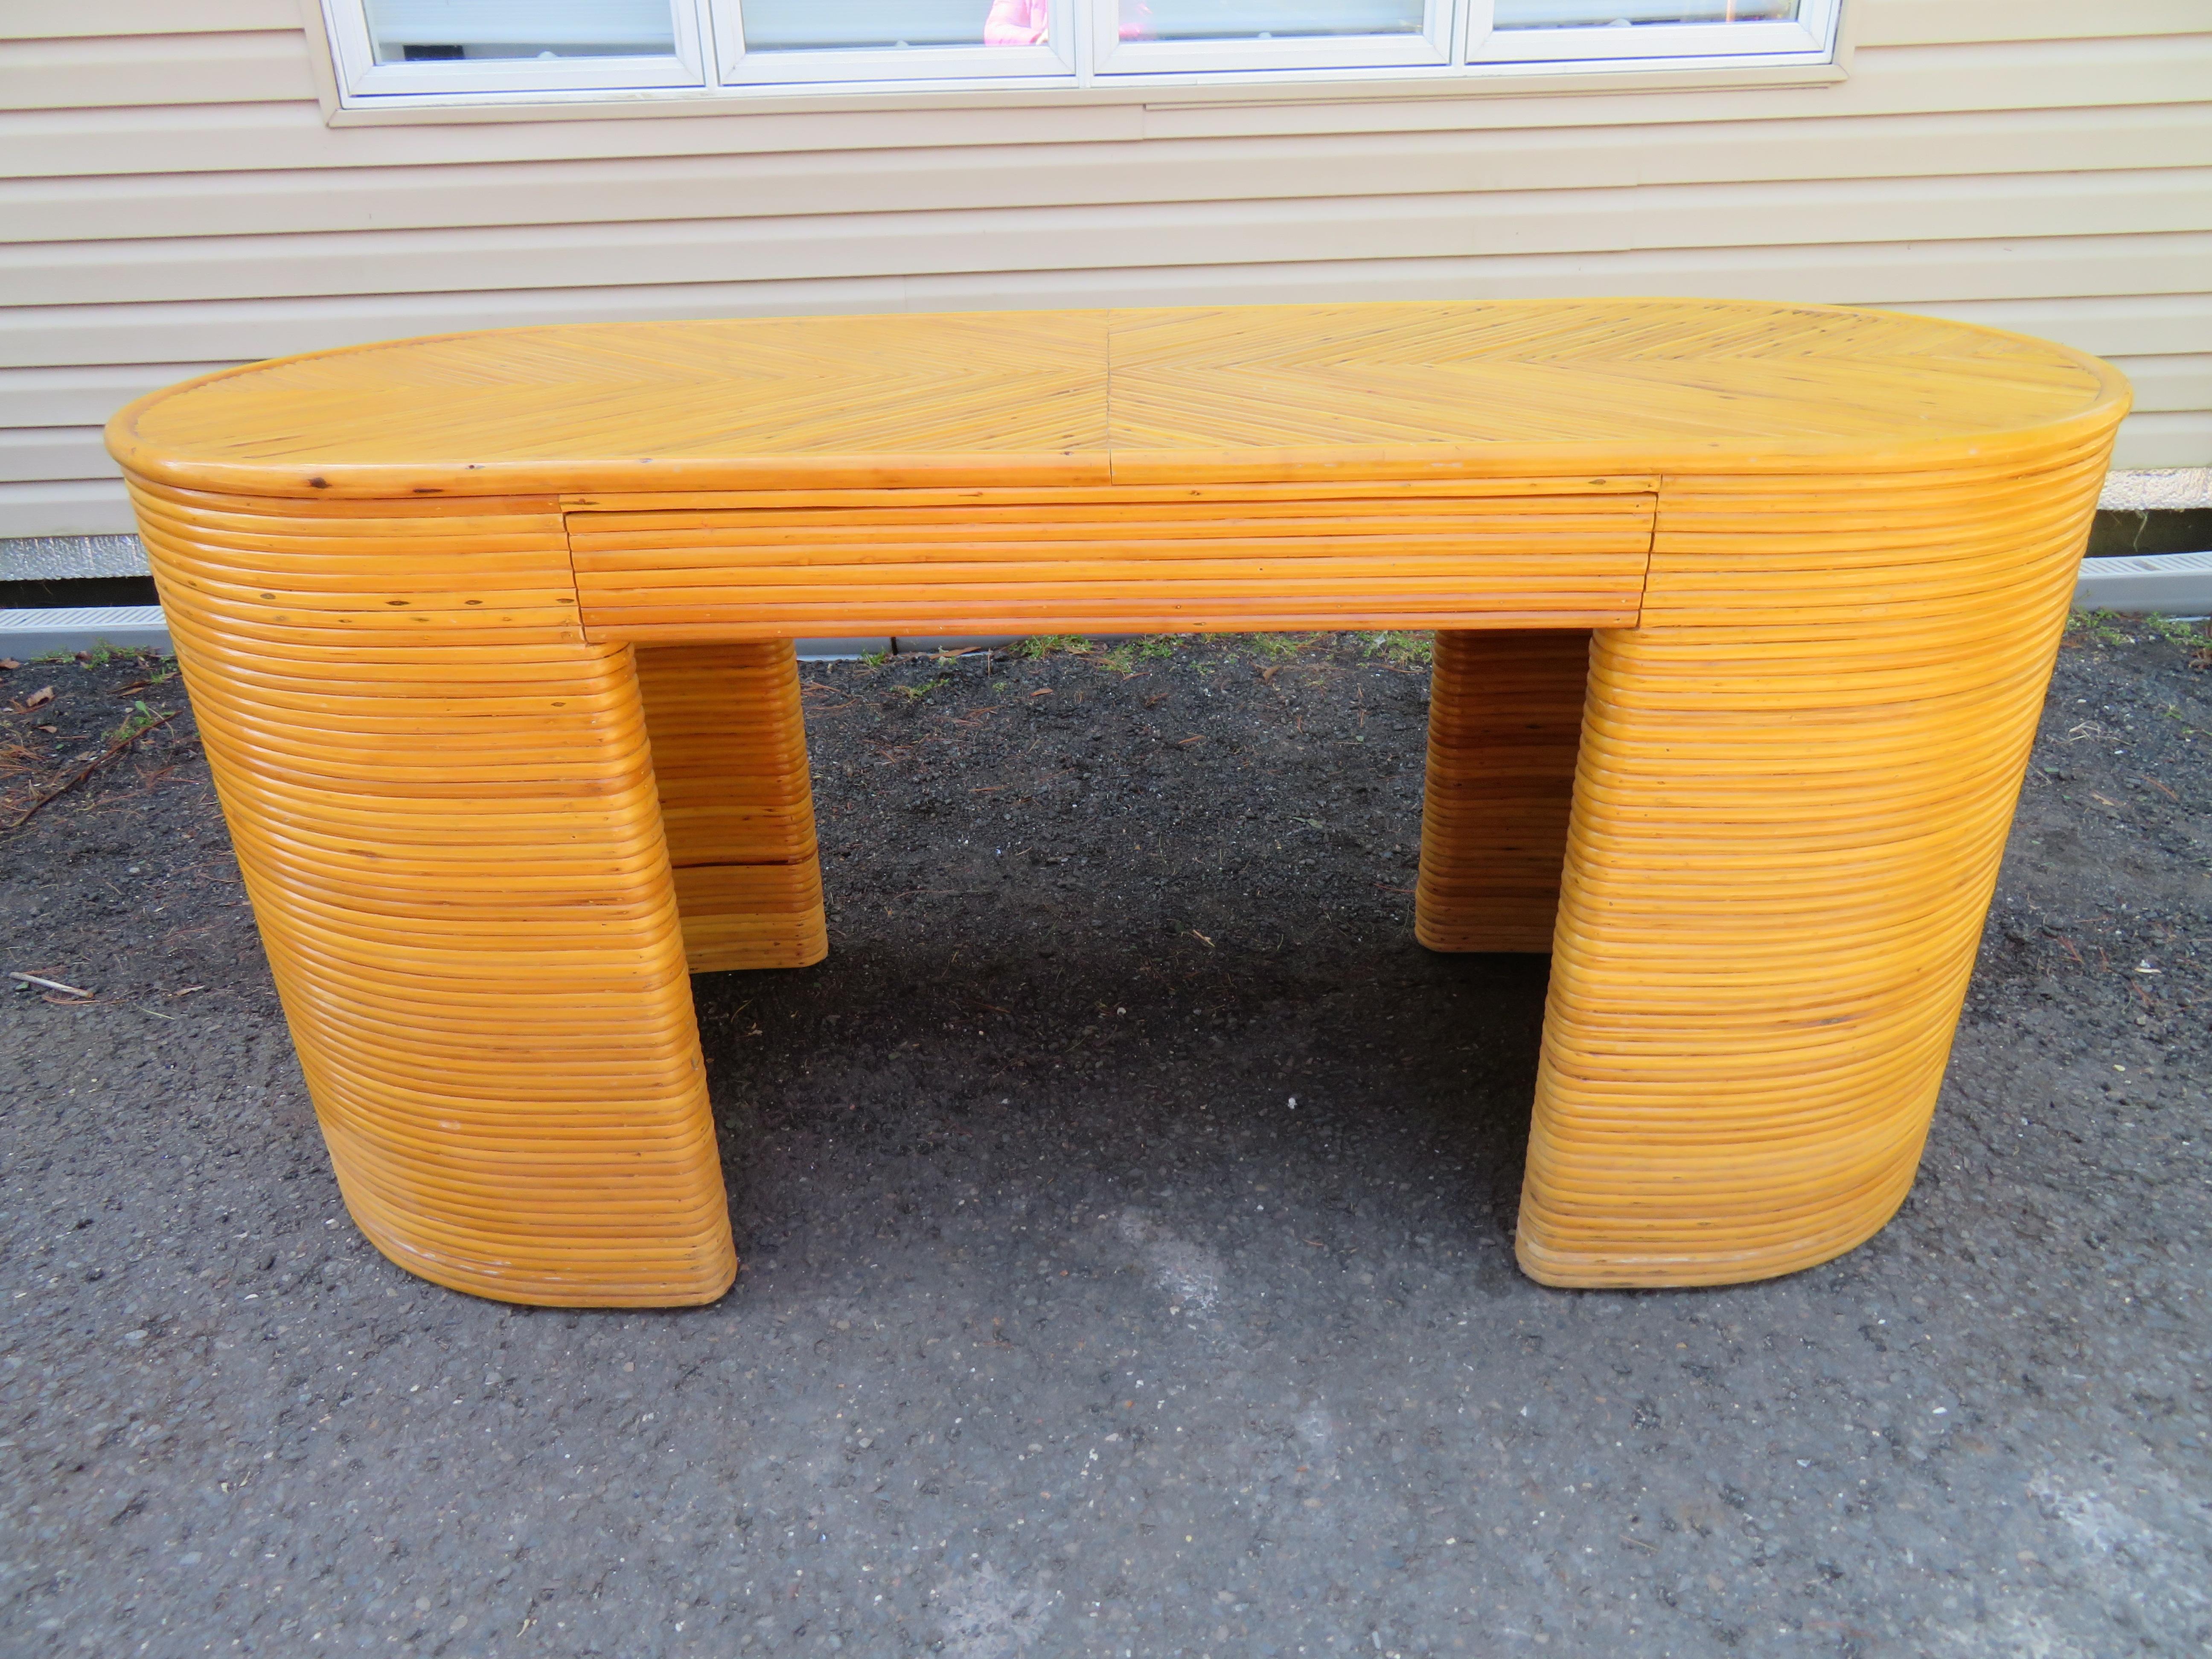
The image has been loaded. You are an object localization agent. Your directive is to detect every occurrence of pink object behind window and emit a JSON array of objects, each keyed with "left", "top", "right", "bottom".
[
  {"left": 983, "top": 0, "right": 1150, "bottom": 44},
  {"left": 982, "top": 0, "right": 1047, "bottom": 44}
]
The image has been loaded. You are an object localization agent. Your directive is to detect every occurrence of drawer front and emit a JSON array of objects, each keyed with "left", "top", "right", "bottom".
[{"left": 567, "top": 482, "right": 1653, "bottom": 642}]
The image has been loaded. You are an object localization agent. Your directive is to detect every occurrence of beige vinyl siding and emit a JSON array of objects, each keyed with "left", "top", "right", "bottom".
[
  {"left": 1847, "top": 0, "right": 2209, "bottom": 48},
  {"left": 0, "top": 1, "right": 302, "bottom": 39},
  {"left": 0, "top": 364, "right": 246, "bottom": 428},
  {"left": 17, "top": 109, "right": 2212, "bottom": 243},
  {"left": 0, "top": 0, "right": 2206, "bottom": 538},
  {"left": 0, "top": 429, "right": 113, "bottom": 486},
  {"left": 2120, "top": 354, "right": 2212, "bottom": 413},
  {"left": 0, "top": 32, "right": 323, "bottom": 112},
  {"left": 8, "top": 233, "right": 2210, "bottom": 353}
]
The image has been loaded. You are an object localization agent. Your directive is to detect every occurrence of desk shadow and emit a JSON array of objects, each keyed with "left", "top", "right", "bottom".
[
  {"left": 693, "top": 924, "right": 1551, "bottom": 1294},
  {"left": 694, "top": 633, "right": 1556, "bottom": 1298}
]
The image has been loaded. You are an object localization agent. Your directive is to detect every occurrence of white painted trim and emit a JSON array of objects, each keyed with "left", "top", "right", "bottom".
[
  {"left": 714, "top": 0, "right": 1074, "bottom": 86},
  {"left": 322, "top": 0, "right": 707, "bottom": 96},
  {"left": 0, "top": 604, "right": 170, "bottom": 658},
  {"left": 1093, "top": 0, "right": 1452, "bottom": 78},
  {"left": 297, "top": 0, "right": 349, "bottom": 118},
  {"left": 316, "top": 0, "right": 1845, "bottom": 110},
  {"left": 318, "top": 53, "right": 1846, "bottom": 119},
  {"left": 2073, "top": 550, "right": 2212, "bottom": 616},
  {"left": 1468, "top": 0, "right": 1838, "bottom": 65}
]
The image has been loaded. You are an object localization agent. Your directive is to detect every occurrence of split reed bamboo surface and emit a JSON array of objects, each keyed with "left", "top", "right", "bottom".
[
  {"left": 1416, "top": 629, "right": 1591, "bottom": 955},
  {"left": 633, "top": 642, "right": 827, "bottom": 972},
  {"left": 107, "top": 300, "right": 2129, "bottom": 1304},
  {"left": 122, "top": 479, "right": 732, "bottom": 1306},
  {"left": 1521, "top": 434, "right": 2115, "bottom": 1285}
]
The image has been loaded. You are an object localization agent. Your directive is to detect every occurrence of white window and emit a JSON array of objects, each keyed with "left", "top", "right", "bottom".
[
  {"left": 1093, "top": 1, "right": 1454, "bottom": 79},
  {"left": 320, "top": 0, "right": 1839, "bottom": 105},
  {"left": 332, "top": 1, "right": 707, "bottom": 95},
  {"left": 1473, "top": 0, "right": 1830, "bottom": 65},
  {"left": 715, "top": 0, "right": 1074, "bottom": 87}
]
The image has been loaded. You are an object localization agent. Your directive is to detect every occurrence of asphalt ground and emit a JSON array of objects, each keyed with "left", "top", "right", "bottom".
[{"left": 3, "top": 623, "right": 2208, "bottom": 1658}]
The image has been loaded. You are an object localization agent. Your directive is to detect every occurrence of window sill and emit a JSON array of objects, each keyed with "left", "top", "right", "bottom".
[{"left": 319, "top": 58, "right": 1849, "bottom": 128}]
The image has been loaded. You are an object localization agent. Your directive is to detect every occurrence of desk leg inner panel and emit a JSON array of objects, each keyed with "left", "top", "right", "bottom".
[
  {"left": 1416, "top": 628, "right": 1588, "bottom": 954},
  {"left": 634, "top": 641, "right": 828, "bottom": 974}
]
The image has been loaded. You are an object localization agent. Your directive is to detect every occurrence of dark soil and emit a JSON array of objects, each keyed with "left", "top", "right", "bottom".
[{"left": 3, "top": 624, "right": 2208, "bottom": 1659}]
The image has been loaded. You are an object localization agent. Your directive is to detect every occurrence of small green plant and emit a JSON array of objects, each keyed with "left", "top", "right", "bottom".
[
  {"left": 2140, "top": 613, "right": 2206, "bottom": 646},
  {"left": 104, "top": 699, "right": 171, "bottom": 746},
  {"left": 1137, "top": 636, "right": 1182, "bottom": 660},
  {"left": 76, "top": 640, "right": 143, "bottom": 668},
  {"left": 1361, "top": 631, "right": 1434, "bottom": 667},
  {"left": 2065, "top": 609, "right": 2131, "bottom": 647},
  {"left": 1018, "top": 634, "right": 1091, "bottom": 659},
  {"left": 859, "top": 648, "right": 891, "bottom": 667},
  {"left": 894, "top": 680, "right": 940, "bottom": 701},
  {"left": 1251, "top": 632, "right": 1311, "bottom": 661},
  {"left": 1096, "top": 643, "right": 1139, "bottom": 675}
]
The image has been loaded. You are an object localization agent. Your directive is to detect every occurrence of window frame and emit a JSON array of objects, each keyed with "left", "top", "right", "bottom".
[
  {"left": 316, "top": 0, "right": 1842, "bottom": 108},
  {"left": 1092, "top": 0, "right": 1455, "bottom": 79},
  {"left": 712, "top": 0, "right": 1078, "bottom": 88},
  {"left": 326, "top": 0, "right": 710, "bottom": 96},
  {"left": 1468, "top": 1, "right": 1833, "bottom": 67}
]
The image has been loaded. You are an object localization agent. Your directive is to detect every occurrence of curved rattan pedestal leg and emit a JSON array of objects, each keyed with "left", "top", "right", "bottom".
[
  {"left": 1518, "top": 448, "right": 2111, "bottom": 1288},
  {"left": 634, "top": 642, "right": 828, "bottom": 974},
  {"left": 1416, "top": 629, "right": 1589, "bottom": 954},
  {"left": 130, "top": 482, "right": 736, "bottom": 1308}
]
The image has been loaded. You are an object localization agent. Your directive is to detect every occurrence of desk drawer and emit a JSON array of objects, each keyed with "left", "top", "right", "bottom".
[{"left": 568, "top": 482, "right": 1653, "bottom": 642}]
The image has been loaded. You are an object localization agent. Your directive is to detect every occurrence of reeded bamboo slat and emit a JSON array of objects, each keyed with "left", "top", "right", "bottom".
[
  {"left": 569, "top": 487, "right": 1654, "bottom": 639},
  {"left": 107, "top": 300, "right": 2129, "bottom": 1304},
  {"left": 1519, "top": 436, "right": 2113, "bottom": 1286},
  {"left": 1416, "top": 629, "right": 1590, "bottom": 954},
  {"left": 633, "top": 642, "right": 827, "bottom": 973},
  {"left": 125, "top": 479, "right": 732, "bottom": 1308}
]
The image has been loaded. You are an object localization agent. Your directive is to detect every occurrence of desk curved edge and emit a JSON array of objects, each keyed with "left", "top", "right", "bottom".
[
  {"left": 1514, "top": 419, "right": 2122, "bottom": 1288},
  {"left": 125, "top": 476, "right": 736, "bottom": 1308}
]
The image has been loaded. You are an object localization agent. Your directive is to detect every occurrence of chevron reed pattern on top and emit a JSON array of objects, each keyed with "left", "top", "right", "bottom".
[{"left": 107, "top": 301, "right": 2128, "bottom": 1305}]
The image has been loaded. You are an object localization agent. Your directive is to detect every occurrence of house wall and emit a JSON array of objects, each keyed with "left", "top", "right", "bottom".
[{"left": 2, "top": 0, "right": 2208, "bottom": 541}]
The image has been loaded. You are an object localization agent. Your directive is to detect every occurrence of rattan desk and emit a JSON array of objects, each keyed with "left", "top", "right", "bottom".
[{"left": 106, "top": 300, "right": 2128, "bottom": 1307}]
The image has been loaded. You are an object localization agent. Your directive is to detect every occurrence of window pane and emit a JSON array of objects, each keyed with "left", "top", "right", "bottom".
[
  {"left": 1491, "top": 0, "right": 1796, "bottom": 26},
  {"left": 739, "top": 1, "right": 1017, "bottom": 51},
  {"left": 1123, "top": 0, "right": 1425, "bottom": 43},
  {"left": 365, "top": 0, "right": 676, "bottom": 62}
]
